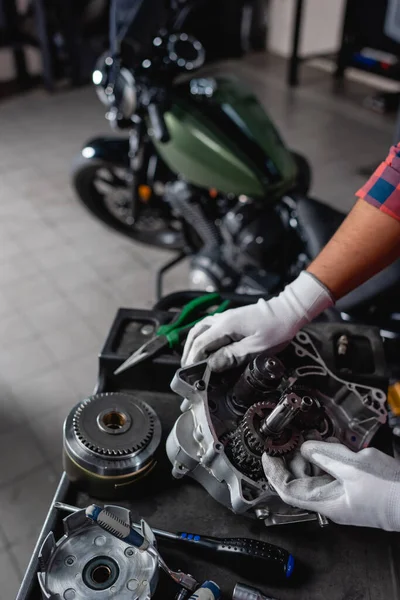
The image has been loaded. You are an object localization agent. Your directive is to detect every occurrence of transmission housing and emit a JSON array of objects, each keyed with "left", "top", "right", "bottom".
[{"left": 167, "top": 323, "right": 388, "bottom": 526}]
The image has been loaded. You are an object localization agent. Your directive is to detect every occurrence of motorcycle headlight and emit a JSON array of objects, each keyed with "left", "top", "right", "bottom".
[{"left": 93, "top": 54, "right": 137, "bottom": 120}]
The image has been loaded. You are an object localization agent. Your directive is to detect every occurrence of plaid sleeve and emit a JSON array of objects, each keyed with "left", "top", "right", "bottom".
[{"left": 356, "top": 143, "right": 400, "bottom": 222}]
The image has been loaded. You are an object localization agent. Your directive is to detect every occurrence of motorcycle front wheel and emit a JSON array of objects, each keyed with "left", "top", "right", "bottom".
[{"left": 71, "top": 155, "right": 186, "bottom": 250}]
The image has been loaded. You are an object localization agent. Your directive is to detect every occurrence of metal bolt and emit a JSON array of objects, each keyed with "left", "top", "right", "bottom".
[
  {"left": 127, "top": 579, "right": 139, "bottom": 591},
  {"left": 337, "top": 335, "right": 349, "bottom": 356},
  {"left": 124, "top": 547, "right": 135, "bottom": 557},
  {"left": 65, "top": 556, "right": 75, "bottom": 566},
  {"left": 301, "top": 396, "right": 314, "bottom": 411},
  {"left": 255, "top": 508, "right": 270, "bottom": 519},
  {"left": 141, "top": 324, "right": 155, "bottom": 336},
  {"left": 317, "top": 513, "right": 329, "bottom": 527},
  {"left": 195, "top": 380, "right": 206, "bottom": 391}
]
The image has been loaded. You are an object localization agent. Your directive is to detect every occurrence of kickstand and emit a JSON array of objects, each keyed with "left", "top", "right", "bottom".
[{"left": 156, "top": 252, "right": 186, "bottom": 300}]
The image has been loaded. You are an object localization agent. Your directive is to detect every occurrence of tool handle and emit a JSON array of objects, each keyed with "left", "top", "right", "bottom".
[
  {"left": 162, "top": 298, "right": 231, "bottom": 348},
  {"left": 157, "top": 293, "right": 222, "bottom": 337},
  {"left": 175, "top": 533, "right": 294, "bottom": 582}
]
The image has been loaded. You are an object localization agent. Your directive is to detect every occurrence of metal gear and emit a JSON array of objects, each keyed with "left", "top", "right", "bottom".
[
  {"left": 72, "top": 392, "right": 155, "bottom": 456},
  {"left": 227, "top": 400, "right": 300, "bottom": 479},
  {"left": 242, "top": 401, "right": 300, "bottom": 456},
  {"left": 64, "top": 393, "right": 162, "bottom": 499}
]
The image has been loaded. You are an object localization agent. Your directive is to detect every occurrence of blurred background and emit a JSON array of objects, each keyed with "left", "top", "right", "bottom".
[{"left": 1, "top": 0, "right": 400, "bottom": 596}]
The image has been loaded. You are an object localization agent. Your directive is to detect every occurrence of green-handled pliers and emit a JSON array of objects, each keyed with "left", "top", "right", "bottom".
[{"left": 114, "top": 293, "right": 230, "bottom": 375}]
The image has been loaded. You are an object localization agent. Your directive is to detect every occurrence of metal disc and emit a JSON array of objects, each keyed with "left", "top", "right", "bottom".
[
  {"left": 73, "top": 393, "right": 155, "bottom": 456},
  {"left": 39, "top": 507, "right": 158, "bottom": 600}
]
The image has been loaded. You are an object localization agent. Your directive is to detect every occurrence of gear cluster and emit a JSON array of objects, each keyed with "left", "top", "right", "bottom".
[{"left": 227, "top": 400, "right": 301, "bottom": 480}]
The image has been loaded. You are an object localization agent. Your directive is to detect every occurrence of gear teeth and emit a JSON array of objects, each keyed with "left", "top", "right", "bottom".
[
  {"left": 227, "top": 400, "right": 301, "bottom": 479},
  {"left": 72, "top": 393, "right": 155, "bottom": 456}
]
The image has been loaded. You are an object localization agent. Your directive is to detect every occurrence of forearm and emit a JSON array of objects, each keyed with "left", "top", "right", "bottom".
[{"left": 307, "top": 199, "right": 400, "bottom": 300}]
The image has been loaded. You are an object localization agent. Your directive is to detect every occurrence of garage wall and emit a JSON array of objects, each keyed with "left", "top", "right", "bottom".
[
  {"left": 0, "top": 0, "right": 42, "bottom": 81},
  {"left": 268, "top": 0, "right": 346, "bottom": 57}
]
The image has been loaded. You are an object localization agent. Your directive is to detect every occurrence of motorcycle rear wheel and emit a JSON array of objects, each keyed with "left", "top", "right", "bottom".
[{"left": 71, "top": 155, "right": 186, "bottom": 250}]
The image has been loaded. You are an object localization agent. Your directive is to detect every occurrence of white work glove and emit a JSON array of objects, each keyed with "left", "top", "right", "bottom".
[
  {"left": 263, "top": 441, "right": 400, "bottom": 531},
  {"left": 182, "top": 271, "right": 333, "bottom": 371}
]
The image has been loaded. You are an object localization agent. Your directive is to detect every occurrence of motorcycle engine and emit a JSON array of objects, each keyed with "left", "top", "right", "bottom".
[
  {"left": 166, "top": 323, "right": 388, "bottom": 526},
  {"left": 189, "top": 198, "right": 302, "bottom": 295}
]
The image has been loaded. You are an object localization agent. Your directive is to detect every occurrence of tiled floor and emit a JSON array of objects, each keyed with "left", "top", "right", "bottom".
[{"left": 0, "top": 53, "right": 396, "bottom": 597}]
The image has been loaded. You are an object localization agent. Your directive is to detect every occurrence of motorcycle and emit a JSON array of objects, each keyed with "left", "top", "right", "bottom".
[{"left": 72, "top": 0, "right": 400, "bottom": 371}]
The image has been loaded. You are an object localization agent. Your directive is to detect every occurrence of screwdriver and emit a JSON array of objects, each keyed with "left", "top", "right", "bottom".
[{"left": 54, "top": 502, "right": 294, "bottom": 582}]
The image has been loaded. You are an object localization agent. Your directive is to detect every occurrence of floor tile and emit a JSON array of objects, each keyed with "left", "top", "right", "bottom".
[
  {"left": 0, "top": 382, "right": 27, "bottom": 435},
  {"left": 0, "top": 312, "right": 36, "bottom": 349},
  {"left": 15, "top": 224, "right": 61, "bottom": 253},
  {"left": 30, "top": 241, "right": 81, "bottom": 271},
  {"left": 0, "top": 236, "right": 21, "bottom": 263},
  {"left": 0, "top": 465, "right": 58, "bottom": 546},
  {"left": 25, "top": 297, "right": 83, "bottom": 336},
  {"left": 65, "top": 281, "right": 120, "bottom": 338},
  {"left": 42, "top": 319, "right": 101, "bottom": 363},
  {"left": 85, "top": 245, "right": 138, "bottom": 281},
  {"left": 2, "top": 271, "right": 64, "bottom": 310},
  {"left": 63, "top": 354, "right": 99, "bottom": 398},
  {"left": 0, "top": 337, "right": 55, "bottom": 385},
  {"left": 47, "top": 260, "right": 100, "bottom": 294},
  {"left": 0, "top": 426, "right": 45, "bottom": 487},
  {"left": 0, "top": 548, "right": 22, "bottom": 600},
  {"left": 10, "top": 535, "right": 39, "bottom": 580},
  {"left": 0, "top": 252, "right": 41, "bottom": 286},
  {"left": 30, "top": 403, "right": 70, "bottom": 473},
  {"left": 0, "top": 212, "right": 44, "bottom": 237},
  {"left": 0, "top": 291, "right": 17, "bottom": 321},
  {"left": 39, "top": 201, "right": 86, "bottom": 227},
  {"left": 11, "top": 366, "right": 76, "bottom": 419}
]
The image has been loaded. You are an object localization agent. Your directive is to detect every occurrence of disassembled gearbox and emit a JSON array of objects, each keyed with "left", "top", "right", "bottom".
[{"left": 167, "top": 323, "right": 388, "bottom": 526}]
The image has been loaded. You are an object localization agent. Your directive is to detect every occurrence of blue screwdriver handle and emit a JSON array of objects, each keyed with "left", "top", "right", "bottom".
[{"left": 86, "top": 504, "right": 148, "bottom": 550}]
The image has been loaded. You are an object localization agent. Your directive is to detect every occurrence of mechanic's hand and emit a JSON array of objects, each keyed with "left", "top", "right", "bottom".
[
  {"left": 182, "top": 271, "right": 333, "bottom": 371},
  {"left": 262, "top": 441, "right": 400, "bottom": 531}
]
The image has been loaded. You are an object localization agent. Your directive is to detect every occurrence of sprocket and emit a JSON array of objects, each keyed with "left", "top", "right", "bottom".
[
  {"left": 242, "top": 401, "right": 301, "bottom": 457},
  {"left": 227, "top": 400, "right": 301, "bottom": 479},
  {"left": 72, "top": 393, "right": 155, "bottom": 456}
]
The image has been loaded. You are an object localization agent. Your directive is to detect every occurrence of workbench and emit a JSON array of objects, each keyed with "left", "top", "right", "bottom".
[{"left": 16, "top": 292, "right": 400, "bottom": 600}]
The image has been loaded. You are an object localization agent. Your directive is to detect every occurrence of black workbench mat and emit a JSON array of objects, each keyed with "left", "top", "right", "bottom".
[{"left": 17, "top": 388, "right": 400, "bottom": 600}]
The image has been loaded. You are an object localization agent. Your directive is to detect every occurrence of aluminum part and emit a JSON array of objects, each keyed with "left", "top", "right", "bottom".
[
  {"left": 260, "top": 392, "right": 303, "bottom": 436},
  {"left": 167, "top": 326, "right": 387, "bottom": 527},
  {"left": 63, "top": 393, "right": 162, "bottom": 498},
  {"left": 233, "top": 583, "right": 278, "bottom": 600},
  {"left": 38, "top": 505, "right": 158, "bottom": 600}
]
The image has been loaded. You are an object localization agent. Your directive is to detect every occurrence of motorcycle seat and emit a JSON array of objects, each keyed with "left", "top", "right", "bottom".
[{"left": 295, "top": 196, "right": 400, "bottom": 313}]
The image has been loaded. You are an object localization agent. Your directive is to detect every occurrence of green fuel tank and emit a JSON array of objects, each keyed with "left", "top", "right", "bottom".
[{"left": 152, "top": 77, "right": 297, "bottom": 199}]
